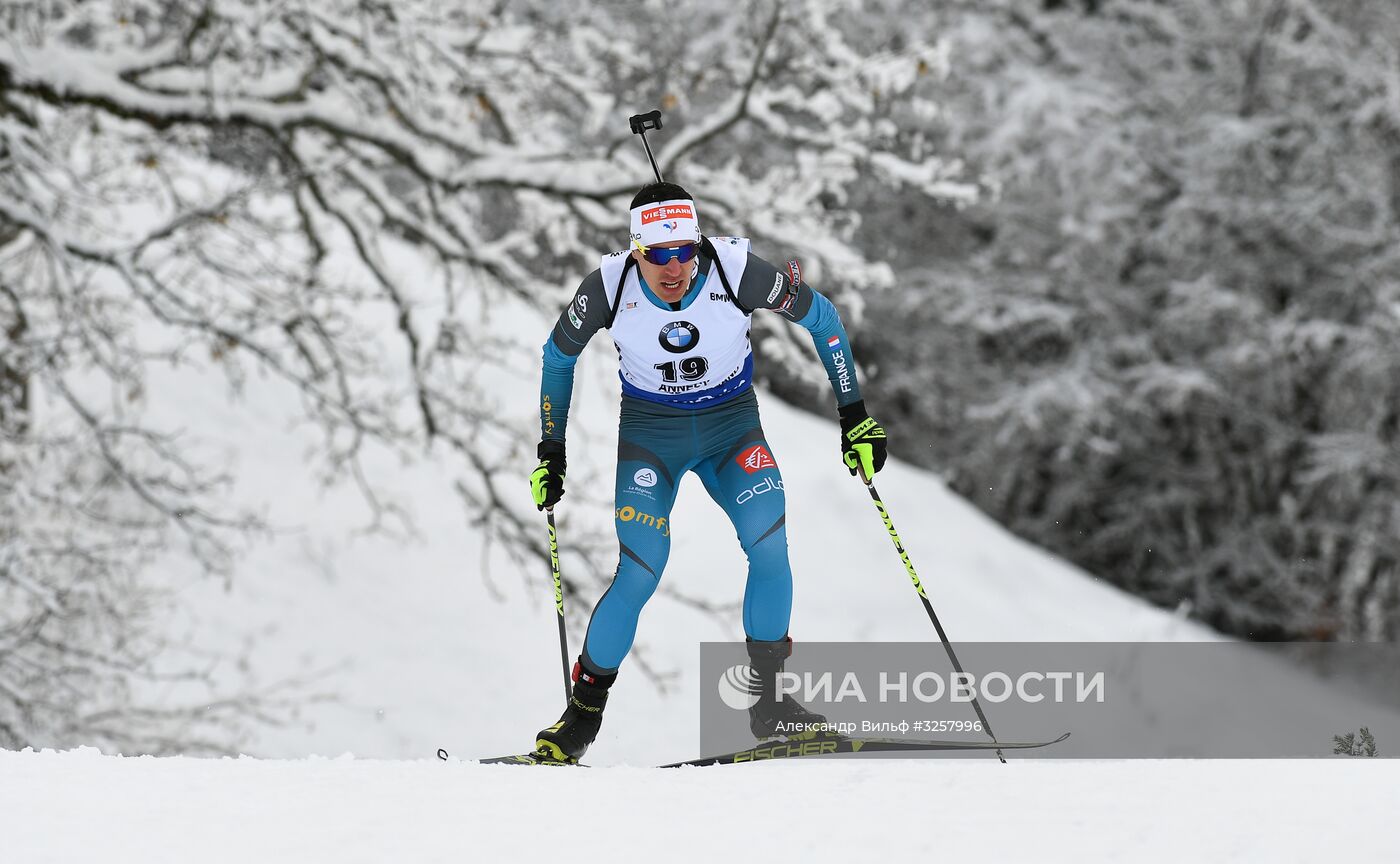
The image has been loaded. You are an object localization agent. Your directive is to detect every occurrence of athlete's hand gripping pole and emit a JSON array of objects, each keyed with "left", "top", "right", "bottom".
[
  {"left": 854, "top": 464, "right": 1008, "bottom": 763},
  {"left": 839, "top": 401, "right": 888, "bottom": 478}
]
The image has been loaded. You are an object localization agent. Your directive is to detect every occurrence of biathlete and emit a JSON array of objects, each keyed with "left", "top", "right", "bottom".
[{"left": 529, "top": 181, "right": 888, "bottom": 762}]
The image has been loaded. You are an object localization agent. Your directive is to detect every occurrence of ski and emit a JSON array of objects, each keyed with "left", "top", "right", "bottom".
[
  {"left": 480, "top": 753, "right": 583, "bottom": 767},
  {"left": 447, "top": 732, "right": 1069, "bottom": 769},
  {"left": 658, "top": 732, "right": 1071, "bottom": 768},
  {"left": 439, "top": 747, "right": 584, "bottom": 767}
]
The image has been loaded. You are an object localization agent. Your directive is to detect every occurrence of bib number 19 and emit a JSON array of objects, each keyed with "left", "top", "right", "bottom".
[{"left": 654, "top": 356, "right": 709, "bottom": 383}]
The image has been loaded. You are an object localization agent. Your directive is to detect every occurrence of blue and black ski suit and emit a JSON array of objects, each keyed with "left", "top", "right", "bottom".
[{"left": 540, "top": 236, "right": 864, "bottom": 674}]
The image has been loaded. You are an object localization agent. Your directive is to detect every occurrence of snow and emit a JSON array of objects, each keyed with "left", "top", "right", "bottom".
[
  {"left": 11, "top": 9, "right": 1398, "bottom": 859},
  {"left": 85, "top": 285, "right": 1394, "bottom": 860},
  {"left": 0, "top": 39, "right": 461, "bottom": 179},
  {"left": 3, "top": 747, "right": 1396, "bottom": 863},
  {"left": 148, "top": 295, "right": 1222, "bottom": 766},
  {"left": 9, "top": 125, "right": 1394, "bottom": 860},
  {"left": 12, "top": 242, "right": 1400, "bottom": 864},
  {"left": 12, "top": 196, "right": 1397, "bottom": 860}
]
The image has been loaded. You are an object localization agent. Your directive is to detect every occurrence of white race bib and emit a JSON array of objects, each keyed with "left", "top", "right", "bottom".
[{"left": 602, "top": 237, "right": 754, "bottom": 406}]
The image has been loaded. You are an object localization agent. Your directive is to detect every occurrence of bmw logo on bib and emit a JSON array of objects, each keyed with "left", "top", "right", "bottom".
[{"left": 658, "top": 321, "right": 699, "bottom": 354}]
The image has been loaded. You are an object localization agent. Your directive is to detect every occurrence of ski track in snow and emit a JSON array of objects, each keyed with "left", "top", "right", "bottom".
[
  {"left": 3, "top": 748, "right": 1396, "bottom": 863},
  {"left": 147, "top": 284, "right": 1221, "bottom": 767},
  {"left": 17, "top": 265, "right": 1397, "bottom": 861}
]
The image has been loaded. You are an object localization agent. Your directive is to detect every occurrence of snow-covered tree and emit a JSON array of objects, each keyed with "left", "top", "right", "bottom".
[
  {"left": 0, "top": 0, "right": 966, "bottom": 748},
  {"left": 858, "top": 0, "right": 1400, "bottom": 641}
]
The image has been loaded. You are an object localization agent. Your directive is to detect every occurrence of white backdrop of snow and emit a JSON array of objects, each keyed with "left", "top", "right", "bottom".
[
  {"left": 131, "top": 264, "right": 1228, "bottom": 768},
  {"left": 4, "top": 747, "right": 1397, "bottom": 864}
]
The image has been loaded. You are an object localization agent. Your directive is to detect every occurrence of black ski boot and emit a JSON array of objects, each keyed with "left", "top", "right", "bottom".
[
  {"left": 746, "top": 637, "right": 832, "bottom": 741},
  {"left": 534, "top": 661, "right": 617, "bottom": 763}
]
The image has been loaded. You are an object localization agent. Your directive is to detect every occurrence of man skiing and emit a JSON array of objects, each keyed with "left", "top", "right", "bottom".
[{"left": 529, "top": 181, "right": 888, "bottom": 762}]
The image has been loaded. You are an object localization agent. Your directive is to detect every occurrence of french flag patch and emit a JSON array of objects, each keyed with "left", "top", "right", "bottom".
[{"left": 827, "top": 335, "right": 841, "bottom": 349}]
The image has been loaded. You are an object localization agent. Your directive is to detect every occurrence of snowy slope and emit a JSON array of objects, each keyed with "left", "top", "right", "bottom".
[
  {"left": 4, "top": 748, "right": 1397, "bottom": 864},
  {"left": 15, "top": 239, "right": 1400, "bottom": 864},
  {"left": 143, "top": 279, "right": 1224, "bottom": 768}
]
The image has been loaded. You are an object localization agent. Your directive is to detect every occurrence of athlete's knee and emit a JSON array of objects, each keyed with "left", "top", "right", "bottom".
[
  {"left": 607, "top": 556, "right": 662, "bottom": 608},
  {"left": 736, "top": 509, "right": 788, "bottom": 557}
]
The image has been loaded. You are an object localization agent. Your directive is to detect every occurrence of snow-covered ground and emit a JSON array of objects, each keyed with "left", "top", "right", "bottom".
[
  {"left": 4, "top": 747, "right": 1396, "bottom": 863},
  {"left": 154, "top": 328, "right": 1220, "bottom": 766},
  {"left": 136, "top": 269, "right": 1392, "bottom": 762},
  {"left": 17, "top": 261, "right": 1397, "bottom": 863}
]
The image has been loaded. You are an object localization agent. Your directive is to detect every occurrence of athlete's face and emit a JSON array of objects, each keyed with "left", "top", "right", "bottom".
[{"left": 633, "top": 239, "right": 698, "bottom": 303}]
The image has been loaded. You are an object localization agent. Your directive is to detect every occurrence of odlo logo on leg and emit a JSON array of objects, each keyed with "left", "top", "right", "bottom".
[{"left": 735, "top": 476, "right": 784, "bottom": 505}]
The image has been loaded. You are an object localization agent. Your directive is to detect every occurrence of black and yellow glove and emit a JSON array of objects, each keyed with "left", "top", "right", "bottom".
[
  {"left": 838, "top": 401, "right": 888, "bottom": 480},
  {"left": 530, "top": 439, "right": 567, "bottom": 510}
]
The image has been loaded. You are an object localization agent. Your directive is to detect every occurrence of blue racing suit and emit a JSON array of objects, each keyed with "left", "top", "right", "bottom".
[{"left": 540, "top": 238, "right": 864, "bottom": 673}]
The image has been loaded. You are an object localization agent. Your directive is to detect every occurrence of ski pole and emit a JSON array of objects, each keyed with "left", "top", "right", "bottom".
[
  {"left": 856, "top": 467, "right": 1007, "bottom": 763},
  {"left": 629, "top": 109, "right": 665, "bottom": 183},
  {"left": 545, "top": 507, "right": 571, "bottom": 703}
]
